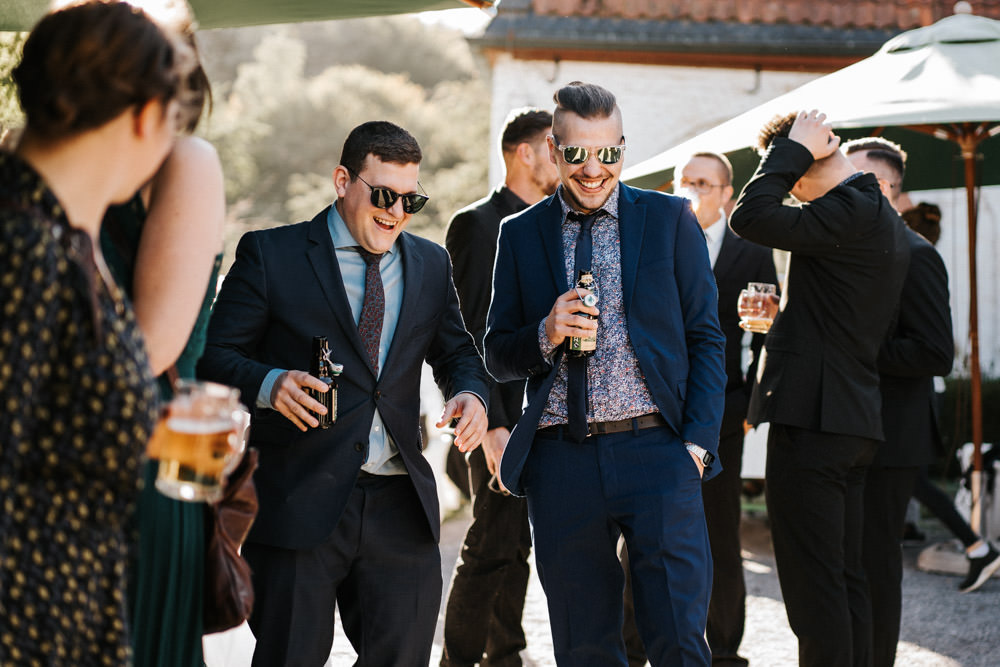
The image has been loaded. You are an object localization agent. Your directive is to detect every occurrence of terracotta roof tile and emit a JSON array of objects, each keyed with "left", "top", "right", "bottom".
[{"left": 530, "top": 0, "right": 1000, "bottom": 28}]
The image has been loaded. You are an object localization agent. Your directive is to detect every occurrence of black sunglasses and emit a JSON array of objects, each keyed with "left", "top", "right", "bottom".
[
  {"left": 346, "top": 167, "right": 429, "bottom": 214},
  {"left": 549, "top": 135, "right": 626, "bottom": 165}
]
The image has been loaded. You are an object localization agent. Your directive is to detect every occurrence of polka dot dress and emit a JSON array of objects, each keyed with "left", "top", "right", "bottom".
[{"left": 0, "top": 152, "right": 157, "bottom": 665}]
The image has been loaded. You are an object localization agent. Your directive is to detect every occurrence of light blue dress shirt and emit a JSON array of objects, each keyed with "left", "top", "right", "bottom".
[{"left": 256, "top": 204, "right": 408, "bottom": 475}]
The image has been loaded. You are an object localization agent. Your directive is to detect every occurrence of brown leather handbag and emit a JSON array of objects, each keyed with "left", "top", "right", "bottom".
[{"left": 203, "top": 447, "right": 259, "bottom": 634}]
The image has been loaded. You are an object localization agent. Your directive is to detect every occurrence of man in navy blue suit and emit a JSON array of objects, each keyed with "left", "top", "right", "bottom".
[{"left": 484, "top": 81, "right": 726, "bottom": 666}]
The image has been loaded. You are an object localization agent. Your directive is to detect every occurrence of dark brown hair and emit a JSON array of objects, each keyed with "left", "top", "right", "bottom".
[
  {"left": 756, "top": 112, "right": 798, "bottom": 155},
  {"left": 340, "top": 120, "right": 422, "bottom": 177},
  {"left": 552, "top": 81, "right": 619, "bottom": 142},
  {"left": 843, "top": 137, "right": 907, "bottom": 182},
  {"left": 500, "top": 108, "right": 552, "bottom": 154},
  {"left": 902, "top": 202, "right": 942, "bottom": 245},
  {"left": 13, "top": 0, "right": 189, "bottom": 140}
]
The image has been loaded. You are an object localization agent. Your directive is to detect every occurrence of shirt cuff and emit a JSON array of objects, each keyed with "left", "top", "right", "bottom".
[
  {"left": 538, "top": 318, "right": 558, "bottom": 360},
  {"left": 256, "top": 368, "right": 286, "bottom": 409}
]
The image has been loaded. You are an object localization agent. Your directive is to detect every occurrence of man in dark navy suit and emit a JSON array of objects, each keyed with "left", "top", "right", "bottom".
[
  {"left": 730, "top": 111, "right": 910, "bottom": 667},
  {"left": 198, "top": 121, "right": 489, "bottom": 667},
  {"left": 485, "top": 81, "right": 726, "bottom": 666}
]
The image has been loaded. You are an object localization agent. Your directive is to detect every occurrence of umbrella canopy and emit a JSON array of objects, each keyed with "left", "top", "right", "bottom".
[
  {"left": 0, "top": 0, "right": 493, "bottom": 31},
  {"left": 623, "top": 11, "right": 1000, "bottom": 530},
  {"left": 623, "top": 12, "right": 1000, "bottom": 193}
]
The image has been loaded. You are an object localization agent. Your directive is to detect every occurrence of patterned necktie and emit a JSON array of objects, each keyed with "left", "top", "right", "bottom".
[
  {"left": 566, "top": 211, "right": 598, "bottom": 442},
  {"left": 355, "top": 247, "right": 385, "bottom": 376}
]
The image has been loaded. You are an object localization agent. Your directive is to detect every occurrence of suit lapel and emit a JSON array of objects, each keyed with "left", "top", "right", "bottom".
[
  {"left": 618, "top": 185, "right": 646, "bottom": 316},
  {"left": 538, "top": 196, "right": 569, "bottom": 294},
  {"left": 306, "top": 208, "right": 370, "bottom": 369},
  {"left": 383, "top": 232, "right": 423, "bottom": 373},
  {"left": 714, "top": 228, "right": 742, "bottom": 283}
]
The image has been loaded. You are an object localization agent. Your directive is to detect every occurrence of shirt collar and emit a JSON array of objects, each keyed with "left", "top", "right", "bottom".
[
  {"left": 702, "top": 213, "right": 727, "bottom": 244},
  {"left": 557, "top": 183, "right": 620, "bottom": 223},
  {"left": 327, "top": 203, "right": 397, "bottom": 255}
]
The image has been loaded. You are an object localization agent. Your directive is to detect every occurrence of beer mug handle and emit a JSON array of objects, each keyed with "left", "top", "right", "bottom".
[{"left": 222, "top": 408, "right": 251, "bottom": 478}]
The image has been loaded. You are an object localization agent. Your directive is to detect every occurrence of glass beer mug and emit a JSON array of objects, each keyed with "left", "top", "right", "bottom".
[
  {"left": 738, "top": 282, "right": 778, "bottom": 334},
  {"left": 147, "top": 379, "right": 248, "bottom": 503}
]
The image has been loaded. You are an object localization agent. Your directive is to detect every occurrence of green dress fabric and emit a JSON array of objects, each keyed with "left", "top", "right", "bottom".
[
  {"left": 0, "top": 152, "right": 158, "bottom": 665},
  {"left": 101, "top": 195, "right": 223, "bottom": 667}
]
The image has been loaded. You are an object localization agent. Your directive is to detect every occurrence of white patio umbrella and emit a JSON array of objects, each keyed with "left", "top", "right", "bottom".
[{"left": 624, "top": 11, "right": 1000, "bottom": 534}]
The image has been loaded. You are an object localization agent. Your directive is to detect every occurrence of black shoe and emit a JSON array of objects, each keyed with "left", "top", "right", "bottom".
[{"left": 958, "top": 545, "right": 1000, "bottom": 593}]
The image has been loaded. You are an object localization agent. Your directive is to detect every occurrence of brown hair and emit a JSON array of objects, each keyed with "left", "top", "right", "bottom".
[
  {"left": 843, "top": 137, "right": 907, "bottom": 182},
  {"left": 339, "top": 120, "right": 422, "bottom": 177},
  {"left": 13, "top": 1, "right": 190, "bottom": 140},
  {"left": 552, "top": 81, "right": 620, "bottom": 143},
  {"left": 500, "top": 108, "right": 552, "bottom": 154},
  {"left": 756, "top": 112, "right": 798, "bottom": 155}
]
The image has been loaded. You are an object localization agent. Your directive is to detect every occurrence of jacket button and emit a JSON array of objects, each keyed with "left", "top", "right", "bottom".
[
  {"left": 374, "top": 390, "right": 381, "bottom": 400},
  {"left": 354, "top": 442, "right": 364, "bottom": 452}
]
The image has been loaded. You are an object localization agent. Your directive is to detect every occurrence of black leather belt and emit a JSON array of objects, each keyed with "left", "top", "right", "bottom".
[{"left": 539, "top": 412, "right": 667, "bottom": 437}]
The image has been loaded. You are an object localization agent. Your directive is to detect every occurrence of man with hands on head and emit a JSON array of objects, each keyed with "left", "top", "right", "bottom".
[
  {"left": 198, "top": 120, "right": 489, "bottom": 667},
  {"left": 485, "top": 81, "right": 726, "bottom": 666},
  {"left": 730, "top": 110, "right": 909, "bottom": 667}
]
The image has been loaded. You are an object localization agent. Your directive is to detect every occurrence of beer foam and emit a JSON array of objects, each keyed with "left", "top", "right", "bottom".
[{"left": 166, "top": 417, "right": 234, "bottom": 434}]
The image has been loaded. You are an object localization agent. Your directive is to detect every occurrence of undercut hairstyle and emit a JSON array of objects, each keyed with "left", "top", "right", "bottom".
[
  {"left": 13, "top": 0, "right": 190, "bottom": 141},
  {"left": 756, "top": 112, "right": 798, "bottom": 155},
  {"left": 552, "top": 81, "right": 619, "bottom": 142},
  {"left": 340, "top": 121, "right": 422, "bottom": 177},
  {"left": 500, "top": 108, "right": 552, "bottom": 154},
  {"left": 843, "top": 137, "right": 907, "bottom": 182},
  {"left": 691, "top": 151, "right": 733, "bottom": 186}
]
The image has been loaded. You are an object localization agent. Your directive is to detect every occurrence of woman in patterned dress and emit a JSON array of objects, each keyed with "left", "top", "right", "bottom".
[{"left": 0, "top": 3, "right": 193, "bottom": 664}]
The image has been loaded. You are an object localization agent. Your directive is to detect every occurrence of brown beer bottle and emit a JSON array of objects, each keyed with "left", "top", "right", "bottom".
[
  {"left": 309, "top": 336, "right": 343, "bottom": 428},
  {"left": 567, "top": 270, "right": 598, "bottom": 358}
]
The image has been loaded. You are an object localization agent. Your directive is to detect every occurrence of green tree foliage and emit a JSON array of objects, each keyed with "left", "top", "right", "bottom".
[
  {"left": 0, "top": 32, "right": 25, "bottom": 132},
  {"left": 195, "top": 17, "right": 490, "bottom": 253}
]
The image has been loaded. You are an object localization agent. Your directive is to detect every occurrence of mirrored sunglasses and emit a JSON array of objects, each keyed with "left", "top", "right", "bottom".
[
  {"left": 551, "top": 138, "right": 626, "bottom": 165},
  {"left": 347, "top": 168, "right": 429, "bottom": 214}
]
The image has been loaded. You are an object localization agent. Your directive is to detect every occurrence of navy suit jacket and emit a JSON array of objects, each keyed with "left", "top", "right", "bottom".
[
  {"left": 197, "top": 207, "right": 489, "bottom": 549},
  {"left": 484, "top": 184, "right": 727, "bottom": 496}
]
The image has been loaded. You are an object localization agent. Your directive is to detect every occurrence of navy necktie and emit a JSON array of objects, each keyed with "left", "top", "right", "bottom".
[
  {"left": 566, "top": 211, "right": 598, "bottom": 442},
  {"left": 355, "top": 247, "right": 385, "bottom": 376}
]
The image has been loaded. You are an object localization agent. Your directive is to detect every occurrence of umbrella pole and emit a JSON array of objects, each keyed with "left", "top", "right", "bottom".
[{"left": 958, "top": 124, "right": 984, "bottom": 537}]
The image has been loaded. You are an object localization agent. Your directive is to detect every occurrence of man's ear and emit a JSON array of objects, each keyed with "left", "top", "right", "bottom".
[
  {"left": 332, "top": 165, "right": 350, "bottom": 197},
  {"left": 515, "top": 142, "right": 534, "bottom": 167}
]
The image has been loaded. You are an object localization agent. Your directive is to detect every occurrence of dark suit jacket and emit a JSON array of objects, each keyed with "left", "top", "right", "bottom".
[
  {"left": 875, "top": 228, "right": 953, "bottom": 467},
  {"left": 730, "top": 138, "right": 910, "bottom": 441},
  {"left": 197, "top": 207, "right": 489, "bottom": 549},
  {"left": 714, "top": 228, "right": 778, "bottom": 437},
  {"left": 485, "top": 184, "right": 727, "bottom": 495},
  {"left": 445, "top": 186, "right": 528, "bottom": 431}
]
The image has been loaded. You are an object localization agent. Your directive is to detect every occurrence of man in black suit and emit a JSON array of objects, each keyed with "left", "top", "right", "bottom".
[
  {"left": 441, "top": 107, "right": 558, "bottom": 667},
  {"left": 197, "top": 121, "right": 489, "bottom": 666},
  {"left": 730, "top": 111, "right": 909, "bottom": 667},
  {"left": 844, "top": 138, "right": 955, "bottom": 666}
]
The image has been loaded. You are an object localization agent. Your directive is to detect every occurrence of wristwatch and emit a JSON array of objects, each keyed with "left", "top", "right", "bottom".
[{"left": 685, "top": 442, "right": 715, "bottom": 466}]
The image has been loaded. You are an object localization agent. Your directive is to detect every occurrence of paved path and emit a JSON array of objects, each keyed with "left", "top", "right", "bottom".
[{"left": 205, "top": 501, "right": 1000, "bottom": 666}]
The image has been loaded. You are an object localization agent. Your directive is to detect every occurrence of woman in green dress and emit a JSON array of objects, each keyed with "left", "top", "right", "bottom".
[
  {"left": 101, "top": 18, "right": 227, "bottom": 666},
  {"left": 0, "top": 3, "right": 192, "bottom": 664}
]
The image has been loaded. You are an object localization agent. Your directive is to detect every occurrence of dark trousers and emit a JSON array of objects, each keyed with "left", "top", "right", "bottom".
[
  {"left": 765, "top": 424, "right": 877, "bottom": 667},
  {"left": 524, "top": 425, "right": 712, "bottom": 667},
  {"left": 441, "top": 447, "right": 532, "bottom": 667},
  {"left": 622, "top": 425, "right": 748, "bottom": 666},
  {"left": 243, "top": 474, "right": 441, "bottom": 667},
  {"left": 913, "top": 468, "right": 979, "bottom": 547},
  {"left": 862, "top": 466, "right": 920, "bottom": 667}
]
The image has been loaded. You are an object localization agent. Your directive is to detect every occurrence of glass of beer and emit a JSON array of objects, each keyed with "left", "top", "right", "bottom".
[
  {"left": 149, "top": 380, "right": 247, "bottom": 503},
  {"left": 738, "top": 282, "right": 778, "bottom": 334}
]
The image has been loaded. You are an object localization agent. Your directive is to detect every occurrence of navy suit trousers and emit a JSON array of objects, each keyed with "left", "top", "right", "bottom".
[{"left": 522, "top": 425, "right": 712, "bottom": 667}]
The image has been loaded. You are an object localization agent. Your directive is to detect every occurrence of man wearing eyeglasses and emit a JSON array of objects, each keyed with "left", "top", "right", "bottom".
[
  {"left": 485, "top": 81, "right": 726, "bottom": 665},
  {"left": 198, "top": 120, "right": 489, "bottom": 666}
]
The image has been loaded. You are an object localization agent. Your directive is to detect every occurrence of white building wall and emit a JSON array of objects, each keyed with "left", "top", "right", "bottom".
[{"left": 487, "top": 54, "right": 819, "bottom": 185}]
